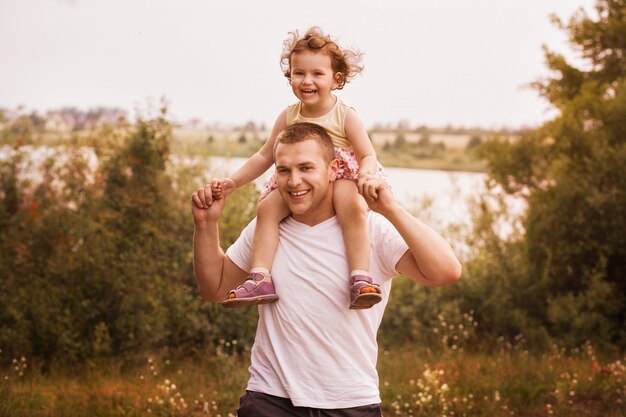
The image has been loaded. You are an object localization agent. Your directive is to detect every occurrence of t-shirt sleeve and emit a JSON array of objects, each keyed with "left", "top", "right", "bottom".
[
  {"left": 225, "top": 217, "right": 257, "bottom": 272},
  {"left": 369, "top": 212, "right": 409, "bottom": 279}
]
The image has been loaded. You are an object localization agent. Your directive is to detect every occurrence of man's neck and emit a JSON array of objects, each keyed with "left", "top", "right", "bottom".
[{"left": 291, "top": 207, "right": 336, "bottom": 227}]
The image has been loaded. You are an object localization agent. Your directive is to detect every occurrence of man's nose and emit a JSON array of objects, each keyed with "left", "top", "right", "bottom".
[{"left": 288, "top": 172, "right": 302, "bottom": 187}]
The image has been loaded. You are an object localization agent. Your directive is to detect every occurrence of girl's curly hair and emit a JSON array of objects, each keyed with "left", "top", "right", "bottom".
[{"left": 280, "top": 27, "right": 364, "bottom": 90}]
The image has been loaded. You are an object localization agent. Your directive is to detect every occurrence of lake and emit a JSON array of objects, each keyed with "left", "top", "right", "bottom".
[
  {"left": 1, "top": 146, "right": 524, "bottom": 247},
  {"left": 206, "top": 156, "right": 523, "bottom": 234}
]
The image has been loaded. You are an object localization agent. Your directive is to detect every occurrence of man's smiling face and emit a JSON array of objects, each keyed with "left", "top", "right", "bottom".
[{"left": 274, "top": 138, "right": 338, "bottom": 226}]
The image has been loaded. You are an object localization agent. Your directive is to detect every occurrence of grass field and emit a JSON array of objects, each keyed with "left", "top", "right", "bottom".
[{"left": 2, "top": 342, "right": 624, "bottom": 417}]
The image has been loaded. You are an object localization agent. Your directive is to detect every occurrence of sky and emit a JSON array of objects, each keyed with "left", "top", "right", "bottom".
[{"left": 0, "top": 0, "right": 597, "bottom": 129}]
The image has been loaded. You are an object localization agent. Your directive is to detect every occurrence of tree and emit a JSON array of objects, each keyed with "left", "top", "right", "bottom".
[
  {"left": 417, "top": 131, "right": 431, "bottom": 147},
  {"left": 479, "top": 0, "right": 626, "bottom": 346},
  {"left": 0, "top": 109, "right": 260, "bottom": 363},
  {"left": 393, "top": 132, "right": 406, "bottom": 148},
  {"left": 466, "top": 135, "right": 482, "bottom": 150}
]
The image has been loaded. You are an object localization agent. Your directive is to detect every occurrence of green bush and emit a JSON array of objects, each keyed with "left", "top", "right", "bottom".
[
  {"left": 477, "top": 0, "right": 626, "bottom": 347},
  {"left": 0, "top": 111, "right": 260, "bottom": 364}
]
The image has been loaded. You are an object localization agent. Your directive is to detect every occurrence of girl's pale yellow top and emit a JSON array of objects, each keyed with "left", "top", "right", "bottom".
[{"left": 285, "top": 98, "right": 352, "bottom": 149}]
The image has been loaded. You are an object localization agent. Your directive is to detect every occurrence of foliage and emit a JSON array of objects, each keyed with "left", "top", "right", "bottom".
[
  {"left": 2, "top": 344, "right": 624, "bottom": 416},
  {"left": 0, "top": 109, "right": 258, "bottom": 365},
  {"left": 382, "top": 191, "right": 553, "bottom": 351},
  {"left": 383, "top": 130, "right": 446, "bottom": 160},
  {"left": 466, "top": 135, "right": 482, "bottom": 150},
  {"left": 477, "top": 0, "right": 626, "bottom": 347}
]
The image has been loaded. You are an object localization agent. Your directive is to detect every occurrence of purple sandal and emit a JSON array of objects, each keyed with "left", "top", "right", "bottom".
[
  {"left": 349, "top": 275, "right": 382, "bottom": 310},
  {"left": 221, "top": 272, "right": 279, "bottom": 308}
]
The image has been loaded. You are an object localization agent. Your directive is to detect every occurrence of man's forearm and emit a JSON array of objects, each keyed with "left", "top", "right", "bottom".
[
  {"left": 384, "top": 203, "right": 462, "bottom": 285},
  {"left": 193, "top": 221, "right": 227, "bottom": 302}
]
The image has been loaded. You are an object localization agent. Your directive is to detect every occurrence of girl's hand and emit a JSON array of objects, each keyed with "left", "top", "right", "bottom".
[
  {"left": 211, "top": 177, "right": 237, "bottom": 199},
  {"left": 356, "top": 171, "right": 375, "bottom": 196}
]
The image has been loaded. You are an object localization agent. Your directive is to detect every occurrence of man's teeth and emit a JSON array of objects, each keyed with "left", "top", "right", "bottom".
[{"left": 290, "top": 190, "right": 307, "bottom": 196}]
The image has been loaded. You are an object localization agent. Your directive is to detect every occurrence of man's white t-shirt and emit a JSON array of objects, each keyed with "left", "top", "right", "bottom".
[{"left": 226, "top": 212, "right": 409, "bottom": 408}]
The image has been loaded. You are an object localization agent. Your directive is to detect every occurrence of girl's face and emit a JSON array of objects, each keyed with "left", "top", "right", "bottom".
[{"left": 289, "top": 50, "right": 339, "bottom": 110}]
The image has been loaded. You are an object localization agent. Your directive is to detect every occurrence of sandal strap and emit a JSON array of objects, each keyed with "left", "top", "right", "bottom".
[
  {"left": 231, "top": 272, "right": 271, "bottom": 294},
  {"left": 350, "top": 274, "right": 378, "bottom": 286}
]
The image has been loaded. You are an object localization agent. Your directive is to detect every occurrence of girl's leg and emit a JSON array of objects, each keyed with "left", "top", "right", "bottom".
[
  {"left": 333, "top": 179, "right": 382, "bottom": 309},
  {"left": 251, "top": 189, "right": 291, "bottom": 271},
  {"left": 334, "top": 179, "right": 370, "bottom": 272},
  {"left": 222, "top": 190, "right": 290, "bottom": 308}
]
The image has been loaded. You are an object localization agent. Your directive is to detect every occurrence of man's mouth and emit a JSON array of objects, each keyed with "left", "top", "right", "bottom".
[{"left": 288, "top": 189, "right": 309, "bottom": 197}]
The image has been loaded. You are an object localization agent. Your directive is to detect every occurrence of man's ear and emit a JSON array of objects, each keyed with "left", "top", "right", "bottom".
[{"left": 328, "top": 159, "right": 339, "bottom": 181}]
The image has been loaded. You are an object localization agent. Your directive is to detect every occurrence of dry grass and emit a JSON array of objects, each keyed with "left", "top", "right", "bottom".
[
  {"left": 378, "top": 343, "right": 625, "bottom": 417},
  {"left": 1, "top": 339, "right": 624, "bottom": 417}
]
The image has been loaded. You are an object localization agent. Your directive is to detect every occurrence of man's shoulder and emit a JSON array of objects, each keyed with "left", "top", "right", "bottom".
[
  {"left": 366, "top": 211, "right": 392, "bottom": 230},
  {"left": 228, "top": 217, "right": 257, "bottom": 246},
  {"left": 367, "top": 211, "right": 404, "bottom": 250}
]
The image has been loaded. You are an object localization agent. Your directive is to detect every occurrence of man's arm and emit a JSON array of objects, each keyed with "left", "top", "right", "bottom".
[
  {"left": 191, "top": 184, "right": 248, "bottom": 302},
  {"left": 360, "top": 176, "right": 462, "bottom": 286}
]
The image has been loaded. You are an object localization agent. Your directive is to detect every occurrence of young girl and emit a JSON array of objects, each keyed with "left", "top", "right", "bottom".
[{"left": 213, "top": 27, "right": 387, "bottom": 310}]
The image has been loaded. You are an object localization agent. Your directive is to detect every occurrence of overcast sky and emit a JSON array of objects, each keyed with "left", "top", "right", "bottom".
[{"left": 0, "top": 0, "right": 596, "bottom": 129}]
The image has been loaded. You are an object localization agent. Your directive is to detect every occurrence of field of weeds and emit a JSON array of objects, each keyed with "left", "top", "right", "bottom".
[{"left": 1, "top": 340, "right": 624, "bottom": 417}]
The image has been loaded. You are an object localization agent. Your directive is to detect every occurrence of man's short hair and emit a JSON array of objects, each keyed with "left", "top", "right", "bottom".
[{"left": 274, "top": 122, "right": 336, "bottom": 164}]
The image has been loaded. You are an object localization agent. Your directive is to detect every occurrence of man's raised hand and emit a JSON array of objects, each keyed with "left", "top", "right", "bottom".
[
  {"left": 191, "top": 183, "right": 225, "bottom": 224},
  {"left": 359, "top": 176, "right": 398, "bottom": 215}
]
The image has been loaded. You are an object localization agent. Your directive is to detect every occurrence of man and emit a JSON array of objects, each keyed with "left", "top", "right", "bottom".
[{"left": 191, "top": 122, "right": 461, "bottom": 416}]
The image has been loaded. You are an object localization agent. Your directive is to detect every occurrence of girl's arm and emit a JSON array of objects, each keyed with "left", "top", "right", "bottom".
[
  {"left": 344, "top": 108, "right": 377, "bottom": 173},
  {"left": 344, "top": 108, "right": 378, "bottom": 187},
  {"left": 214, "top": 109, "right": 287, "bottom": 196}
]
